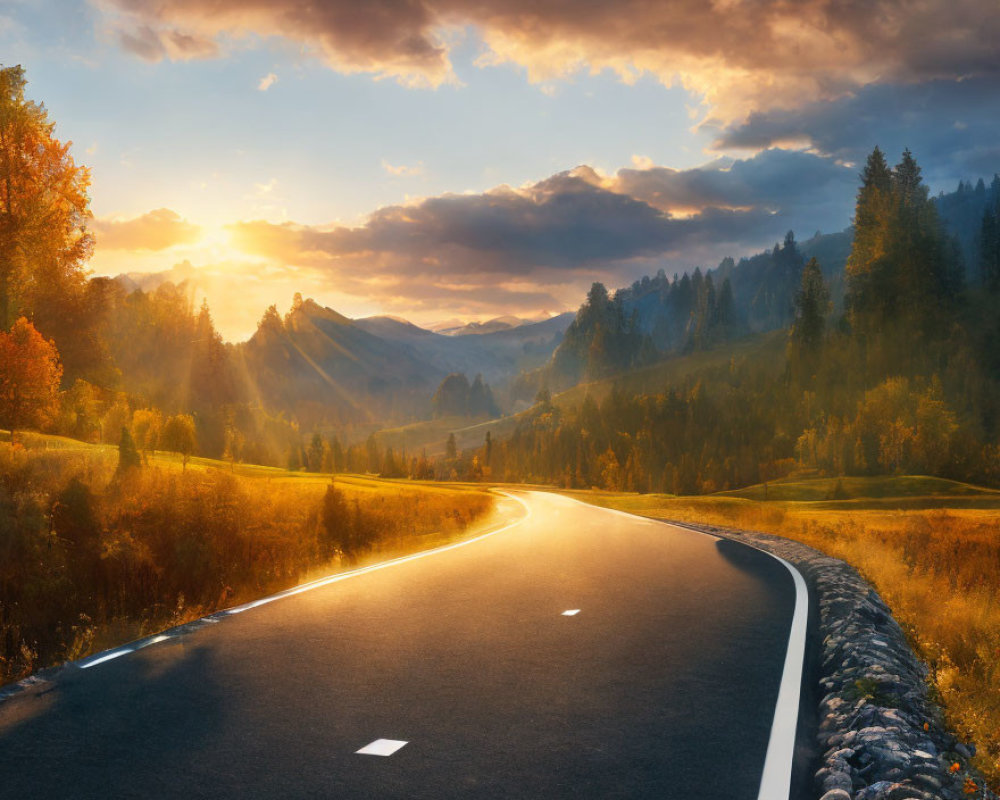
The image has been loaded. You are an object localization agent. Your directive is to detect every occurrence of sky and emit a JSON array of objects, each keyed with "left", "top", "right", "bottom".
[{"left": 3, "top": 0, "right": 999, "bottom": 340}]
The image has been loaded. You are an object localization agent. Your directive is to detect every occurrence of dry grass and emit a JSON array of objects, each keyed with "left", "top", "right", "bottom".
[
  {"left": 567, "top": 486, "right": 1000, "bottom": 785},
  {"left": 0, "top": 440, "right": 496, "bottom": 684}
]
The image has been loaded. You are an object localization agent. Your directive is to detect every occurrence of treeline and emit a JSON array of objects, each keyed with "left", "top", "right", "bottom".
[
  {"left": 431, "top": 372, "right": 499, "bottom": 418},
  {"left": 0, "top": 444, "right": 491, "bottom": 683},
  {"left": 517, "top": 230, "right": 808, "bottom": 398}
]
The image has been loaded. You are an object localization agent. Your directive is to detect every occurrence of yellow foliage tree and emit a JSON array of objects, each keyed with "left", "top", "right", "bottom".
[{"left": 162, "top": 413, "right": 197, "bottom": 469}]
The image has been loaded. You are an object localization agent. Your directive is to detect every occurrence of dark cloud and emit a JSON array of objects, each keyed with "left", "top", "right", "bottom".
[
  {"left": 103, "top": 0, "right": 1000, "bottom": 117},
  {"left": 229, "top": 149, "right": 855, "bottom": 291},
  {"left": 713, "top": 78, "right": 1000, "bottom": 188},
  {"left": 613, "top": 149, "right": 855, "bottom": 223}
]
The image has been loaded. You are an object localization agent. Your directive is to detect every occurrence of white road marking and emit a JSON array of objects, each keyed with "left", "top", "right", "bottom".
[
  {"left": 754, "top": 550, "right": 807, "bottom": 800},
  {"left": 562, "top": 609, "right": 580, "bottom": 616},
  {"left": 356, "top": 738, "right": 408, "bottom": 756}
]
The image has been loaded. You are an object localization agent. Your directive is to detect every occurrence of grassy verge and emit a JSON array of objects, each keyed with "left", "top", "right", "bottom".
[
  {"left": 0, "top": 435, "right": 501, "bottom": 686},
  {"left": 565, "top": 477, "right": 1000, "bottom": 786}
]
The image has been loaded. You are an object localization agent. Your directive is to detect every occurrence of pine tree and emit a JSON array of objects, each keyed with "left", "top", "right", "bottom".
[
  {"left": 116, "top": 425, "right": 141, "bottom": 476},
  {"left": 846, "top": 147, "right": 893, "bottom": 320},
  {"left": 791, "top": 258, "right": 831, "bottom": 350}
]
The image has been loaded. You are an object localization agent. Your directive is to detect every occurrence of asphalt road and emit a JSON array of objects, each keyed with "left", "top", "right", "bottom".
[{"left": 0, "top": 491, "right": 801, "bottom": 800}]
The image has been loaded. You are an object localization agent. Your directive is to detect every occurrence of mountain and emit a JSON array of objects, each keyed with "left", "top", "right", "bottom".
[
  {"left": 432, "top": 313, "right": 559, "bottom": 336},
  {"left": 354, "top": 312, "right": 573, "bottom": 385},
  {"left": 239, "top": 299, "right": 444, "bottom": 427}
]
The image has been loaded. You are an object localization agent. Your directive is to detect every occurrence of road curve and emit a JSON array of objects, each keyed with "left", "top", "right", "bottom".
[{"left": 0, "top": 491, "right": 802, "bottom": 800}]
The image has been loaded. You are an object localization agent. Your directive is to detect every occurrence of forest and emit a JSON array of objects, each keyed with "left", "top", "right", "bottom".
[{"left": 456, "top": 148, "right": 1000, "bottom": 494}]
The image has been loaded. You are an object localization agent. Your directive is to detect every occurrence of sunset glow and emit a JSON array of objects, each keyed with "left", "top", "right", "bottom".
[{"left": 4, "top": 0, "right": 998, "bottom": 338}]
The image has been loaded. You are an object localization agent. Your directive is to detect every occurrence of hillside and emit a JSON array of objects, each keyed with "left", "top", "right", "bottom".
[
  {"left": 240, "top": 298, "right": 444, "bottom": 426},
  {"left": 371, "top": 329, "right": 784, "bottom": 456}
]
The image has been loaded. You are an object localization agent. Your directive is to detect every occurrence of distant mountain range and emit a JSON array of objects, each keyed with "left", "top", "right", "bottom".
[
  {"left": 232, "top": 298, "right": 573, "bottom": 427},
  {"left": 427, "top": 313, "right": 559, "bottom": 336}
]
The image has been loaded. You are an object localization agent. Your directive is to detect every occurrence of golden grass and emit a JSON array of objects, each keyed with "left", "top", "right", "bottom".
[
  {"left": 566, "top": 487, "right": 1000, "bottom": 785},
  {"left": 0, "top": 440, "right": 498, "bottom": 683}
]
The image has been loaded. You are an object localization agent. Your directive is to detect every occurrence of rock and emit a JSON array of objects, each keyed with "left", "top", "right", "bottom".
[{"left": 822, "top": 769, "right": 854, "bottom": 794}]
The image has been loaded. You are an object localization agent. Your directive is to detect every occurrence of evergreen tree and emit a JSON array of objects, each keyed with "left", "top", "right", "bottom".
[
  {"left": 790, "top": 258, "right": 831, "bottom": 353},
  {"left": 980, "top": 192, "right": 1000, "bottom": 291},
  {"left": 116, "top": 425, "right": 141, "bottom": 476}
]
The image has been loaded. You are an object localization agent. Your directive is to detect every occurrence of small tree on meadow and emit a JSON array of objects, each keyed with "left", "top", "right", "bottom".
[
  {"left": 162, "top": 413, "right": 197, "bottom": 469},
  {"left": 131, "top": 408, "right": 162, "bottom": 460}
]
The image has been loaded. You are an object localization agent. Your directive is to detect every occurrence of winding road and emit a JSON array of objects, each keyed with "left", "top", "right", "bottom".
[{"left": 0, "top": 491, "right": 807, "bottom": 799}]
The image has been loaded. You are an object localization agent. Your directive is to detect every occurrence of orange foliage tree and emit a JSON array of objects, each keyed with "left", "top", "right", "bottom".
[
  {"left": 0, "top": 316, "right": 62, "bottom": 440},
  {"left": 0, "top": 65, "right": 93, "bottom": 328}
]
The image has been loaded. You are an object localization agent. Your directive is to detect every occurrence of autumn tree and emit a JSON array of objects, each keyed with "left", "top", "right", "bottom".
[
  {"left": 131, "top": 408, "right": 162, "bottom": 459},
  {"left": 162, "top": 413, "right": 197, "bottom": 469},
  {"left": 0, "top": 66, "right": 102, "bottom": 382},
  {"left": 0, "top": 316, "right": 62, "bottom": 441},
  {"left": 223, "top": 421, "right": 245, "bottom": 472}
]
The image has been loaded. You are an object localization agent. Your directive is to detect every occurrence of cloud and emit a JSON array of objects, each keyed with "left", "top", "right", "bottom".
[
  {"left": 93, "top": 208, "right": 202, "bottom": 251},
  {"left": 257, "top": 71, "right": 278, "bottom": 91},
  {"left": 102, "top": 0, "right": 1000, "bottom": 120},
  {"left": 105, "top": 0, "right": 454, "bottom": 87},
  {"left": 227, "top": 149, "right": 854, "bottom": 309},
  {"left": 712, "top": 77, "right": 1000, "bottom": 186},
  {"left": 109, "top": 150, "right": 862, "bottom": 332},
  {"left": 116, "top": 22, "right": 219, "bottom": 61},
  {"left": 381, "top": 159, "right": 425, "bottom": 177}
]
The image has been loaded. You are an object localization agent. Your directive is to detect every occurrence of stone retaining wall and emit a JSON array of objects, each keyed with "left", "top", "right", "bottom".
[{"left": 668, "top": 519, "right": 996, "bottom": 800}]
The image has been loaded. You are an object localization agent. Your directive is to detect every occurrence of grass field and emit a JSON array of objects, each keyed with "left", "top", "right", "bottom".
[
  {"left": 0, "top": 432, "right": 503, "bottom": 684},
  {"left": 566, "top": 475, "right": 1000, "bottom": 786}
]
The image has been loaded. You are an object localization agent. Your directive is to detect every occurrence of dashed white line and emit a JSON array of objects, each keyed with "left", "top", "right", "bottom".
[
  {"left": 562, "top": 609, "right": 581, "bottom": 616},
  {"left": 356, "top": 738, "right": 408, "bottom": 756}
]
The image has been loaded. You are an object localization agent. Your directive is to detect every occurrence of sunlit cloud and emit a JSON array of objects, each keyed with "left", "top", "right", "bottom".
[
  {"left": 92, "top": 208, "right": 202, "bottom": 251},
  {"left": 257, "top": 71, "right": 278, "bottom": 91},
  {"left": 99, "top": 0, "right": 1000, "bottom": 122},
  {"left": 91, "top": 149, "right": 858, "bottom": 340},
  {"left": 381, "top": 159, "right": 425, "bottom": 177}
]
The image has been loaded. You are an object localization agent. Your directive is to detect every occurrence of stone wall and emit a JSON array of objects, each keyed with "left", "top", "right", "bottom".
[{"left": 668, "top": 519, "right": 996, "bottom": 800}]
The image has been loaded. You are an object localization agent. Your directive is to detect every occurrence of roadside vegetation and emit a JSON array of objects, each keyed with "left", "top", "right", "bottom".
[
  {"left": 567, "top": 476, "right": 1000, "bottom": 786},
  {"left": 0, "top": 433, "right": 494, "bottom": 685}
]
